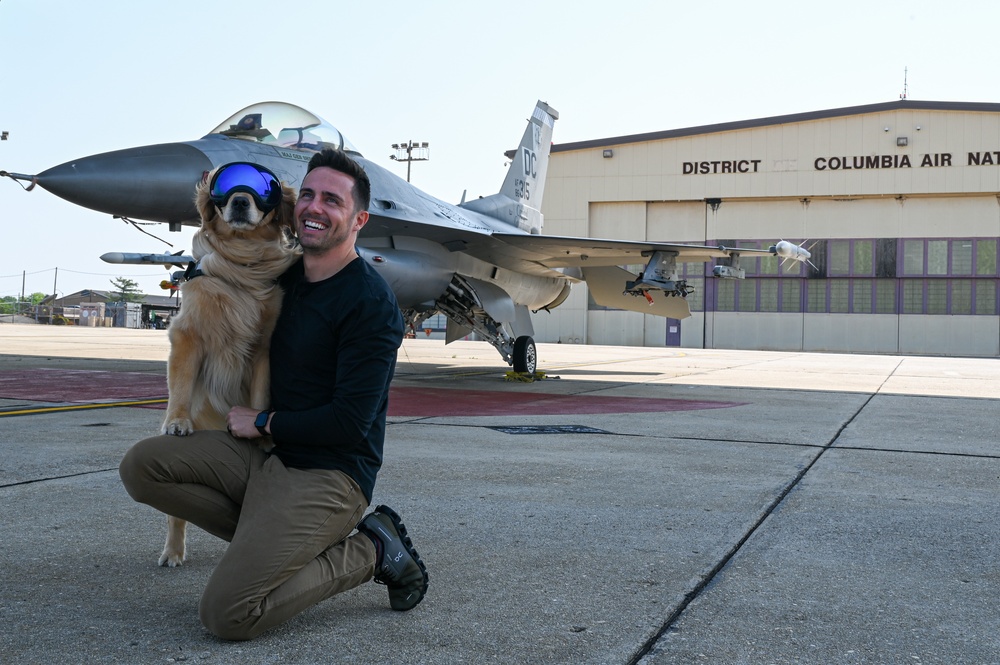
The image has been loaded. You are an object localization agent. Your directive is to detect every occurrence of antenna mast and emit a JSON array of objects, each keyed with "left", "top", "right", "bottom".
[{"left": 899, "top": 67, "right": 908, "bottom": 100}]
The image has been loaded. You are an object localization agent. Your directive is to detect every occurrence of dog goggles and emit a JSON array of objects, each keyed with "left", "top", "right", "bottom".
[{"left": 209, "top": 162, "right": 282, "bottom": 212}]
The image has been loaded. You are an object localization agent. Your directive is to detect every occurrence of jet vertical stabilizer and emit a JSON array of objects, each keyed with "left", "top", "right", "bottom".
[{"left": 459, "top": 100, "right": 558, "bottom": 235}]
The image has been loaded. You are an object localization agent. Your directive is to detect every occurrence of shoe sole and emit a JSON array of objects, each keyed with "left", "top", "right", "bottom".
[{"left": 374, "top": 504, "right": 429, "bottom": 611}]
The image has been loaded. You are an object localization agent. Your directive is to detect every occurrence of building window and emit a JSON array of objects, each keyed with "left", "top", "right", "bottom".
[
  {"left": 806, "top": 282, "right": 826, "bottom": 313},
  {"left": 829, "top": 279, "right": 849, "bottom": 313},
  {"left": 976, "top": 281, "right": 997, "bottom": 315},
  {"left": 738, "top": 280, "right": 757, "bottom": 311},
  {"left": 927, "top": 241, "right": 948, "bottom": 275},
  {"left": 977, "top": 239, "right": 997, "bottom": 276},
  {"left": 829, "top": 241, "right": 851, "bottom": 276},
  {"left": 781, "top": 281, "right": 802, "bottom": 312},
  {"left": 876, "top": 239, "right": 898, "bottom": 278},
  {"left": 951, "top": 280, "right": 972, "bottom": 314},
  {"left": 903, "top": 240, "right": 924, "bottom": 275},
  {"left": 902, "top": 281, "right": 923, "bottom": 314},
  {"left": 926, "top": 280, "right": 947, "bottom": 314},
  {"left": 716, "top": 280, "right": 736, "bottom": 312},
  {"left": 852, "top": 279, "right": 873, "bottom": 313},
  {"left": 854, "top": 241, "right": 874, "bottom": 275},
  {"left": 759, "top": 280, "right": 778, "bottom": 312},
  {"left": 952, "top": 241, "right": 974, "bottom": 275},
  {"left": 875, "top": 280, "right": 897, "bottom": 314}
]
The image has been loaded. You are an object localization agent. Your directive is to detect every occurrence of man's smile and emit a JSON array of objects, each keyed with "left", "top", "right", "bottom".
[{"left": 301, "top": 219, "right": 328, "bottom": 231}]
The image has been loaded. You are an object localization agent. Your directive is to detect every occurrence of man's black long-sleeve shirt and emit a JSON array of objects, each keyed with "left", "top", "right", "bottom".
[{"left": 267, "top": 257, "right": 404, "bottom": 503}]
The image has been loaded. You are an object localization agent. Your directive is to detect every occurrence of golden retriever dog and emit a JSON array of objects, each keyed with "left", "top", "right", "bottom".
[{"left": 159, "top": 162, "right": 300, "bottom": 566}]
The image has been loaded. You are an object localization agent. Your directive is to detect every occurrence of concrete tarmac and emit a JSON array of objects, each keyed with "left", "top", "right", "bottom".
[{"left": 1, "top": 324, "right": 998, "bottom": 664}]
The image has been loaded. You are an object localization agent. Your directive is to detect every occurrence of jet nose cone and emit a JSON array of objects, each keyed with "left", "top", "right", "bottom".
[{"left": 36, "top": 142, "right": 213, "bottom": 224}]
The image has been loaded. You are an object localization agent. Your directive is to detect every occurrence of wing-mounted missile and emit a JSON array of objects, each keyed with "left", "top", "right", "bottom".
[
  {"left": 101, "top": 250, "right": 195, "bottom": 292},
  {"left": 769, "top": 240, "right": 817, "bottom": 269},
  {"left": 100, "top": 251, "right": 194, "bottom": 268}
]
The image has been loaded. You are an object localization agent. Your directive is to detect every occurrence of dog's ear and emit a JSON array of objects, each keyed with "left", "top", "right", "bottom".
[
  {"left": 195, "top": 169, "right": 217, "bottom": 227},
  {"left": 275, "top": 182, "right": 298, "bottom": 233}
]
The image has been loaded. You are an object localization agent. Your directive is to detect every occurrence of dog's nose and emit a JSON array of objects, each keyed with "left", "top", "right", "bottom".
[{"left": 231, "top": 196, "right": 250, "bottom": 210}]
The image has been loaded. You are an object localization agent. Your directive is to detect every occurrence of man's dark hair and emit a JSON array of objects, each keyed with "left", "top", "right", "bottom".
[{"left": 305, "top": 148, "right": 371, "bottom": 213}]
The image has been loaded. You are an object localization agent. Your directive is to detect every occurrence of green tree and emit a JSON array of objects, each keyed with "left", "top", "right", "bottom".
[
  {"left": 0, "top": 293, "right": 46, "bottom": 315},
  {"left": 110, "top": 277, "right": 145, "bottom": 303}
]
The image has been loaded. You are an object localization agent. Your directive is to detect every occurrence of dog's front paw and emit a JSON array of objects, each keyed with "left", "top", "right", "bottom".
[
  {"left": 161, "top": 418, "right": 194, "bottom": 436},
  {"left": 158, "top": 547, "right": 185, "bottom": 567}
]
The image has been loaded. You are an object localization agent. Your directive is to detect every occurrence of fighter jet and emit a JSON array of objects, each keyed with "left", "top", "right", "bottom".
[{"left": 2, "top": 101, "right": 809, "bottom": 372}]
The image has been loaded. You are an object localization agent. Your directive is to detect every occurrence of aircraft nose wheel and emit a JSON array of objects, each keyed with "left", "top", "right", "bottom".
[{"left": 512, "top": 336, "right": 537, "bottom": 374}]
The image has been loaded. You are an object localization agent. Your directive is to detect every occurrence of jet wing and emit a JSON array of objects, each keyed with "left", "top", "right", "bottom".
[
  {"left": 361, "top": 207, "right": 773, "bottom": 279},
  {"left": 486, "top": 233, "right": 734, "bottom": 267},
  {"left": 464, "top": 232, "right": 777, "bottom": 278}
]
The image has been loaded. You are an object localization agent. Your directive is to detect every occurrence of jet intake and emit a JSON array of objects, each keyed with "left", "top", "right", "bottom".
[{"left": 356, "top": 246, "right": 454, "bottom": 309}]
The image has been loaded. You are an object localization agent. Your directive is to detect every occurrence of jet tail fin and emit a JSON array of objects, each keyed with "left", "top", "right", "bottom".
[
  {"left": 500, "top": 100, "right": 558, "bottom": 210},
  {"left": 459, "top": 100, "right": 558, "bottom": 234}
]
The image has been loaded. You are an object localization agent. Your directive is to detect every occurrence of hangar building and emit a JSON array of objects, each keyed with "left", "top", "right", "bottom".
[{"left": 536, "top": 100, "right": 1000, "bottom": 357}]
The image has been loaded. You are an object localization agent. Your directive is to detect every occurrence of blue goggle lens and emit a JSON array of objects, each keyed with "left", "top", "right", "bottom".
[{"left": 209, "top": 162, "right": 282, "bottom": 211}]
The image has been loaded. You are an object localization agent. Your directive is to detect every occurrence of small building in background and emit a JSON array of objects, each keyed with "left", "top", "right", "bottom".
[{"left": 35, "top": 290, "right": 181, "bottom": 328}]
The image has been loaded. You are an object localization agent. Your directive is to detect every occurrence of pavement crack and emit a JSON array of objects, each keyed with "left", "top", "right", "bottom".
[
  {"left": 0, "top": 467, "right": 118, "bottom": 489},
  {"left": 628, "top": 388, "right": 880, "bottom": 665}
]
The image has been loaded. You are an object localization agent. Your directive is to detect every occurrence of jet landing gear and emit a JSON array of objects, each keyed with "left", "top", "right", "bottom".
[
  {"left": 432, "top": 276, "right": 546, "bottom": 381},
  {"left": 512, "top": 336, "right": 537, "bottom": 374}
]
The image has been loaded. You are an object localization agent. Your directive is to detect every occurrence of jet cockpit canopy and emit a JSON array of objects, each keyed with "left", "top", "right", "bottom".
[{"left": 205, "top": 101, "right": 360, "bottom": 156}]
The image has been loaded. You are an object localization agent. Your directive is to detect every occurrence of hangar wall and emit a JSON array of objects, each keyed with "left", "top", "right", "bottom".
[{"left": 538, "top": 101, "right": 1000, "bottom": 357}]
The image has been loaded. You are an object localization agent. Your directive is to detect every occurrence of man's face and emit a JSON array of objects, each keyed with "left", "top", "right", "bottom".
[{"left": 294, "top": 167, "right": 369, "bottom": 254}]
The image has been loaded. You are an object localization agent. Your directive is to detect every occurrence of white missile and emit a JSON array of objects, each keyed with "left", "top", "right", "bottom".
[
  {"left": 100, "top": 252, "right": 193, "bottom": 267},
  {"left": 769, "top": 240, "right": 816, "bottom": 269}
]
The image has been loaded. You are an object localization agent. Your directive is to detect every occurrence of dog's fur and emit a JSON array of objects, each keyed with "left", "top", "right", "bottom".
[{"left": 158, "top": 169, "right": 300, "bottom": 566}]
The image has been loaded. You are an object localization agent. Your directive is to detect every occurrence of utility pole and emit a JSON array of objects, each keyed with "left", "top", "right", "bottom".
[{"left": 389, "top": 141, "right": 430, "bottom": 182}]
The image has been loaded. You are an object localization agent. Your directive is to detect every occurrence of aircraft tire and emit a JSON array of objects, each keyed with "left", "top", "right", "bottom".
[{"left": 512, "top": 336, "right": 537, "bottom": 374}]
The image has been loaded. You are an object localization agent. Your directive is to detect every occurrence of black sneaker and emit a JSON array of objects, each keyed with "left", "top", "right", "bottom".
[{"left": 357, "top": 505, "right": 429, "bottom": 611}]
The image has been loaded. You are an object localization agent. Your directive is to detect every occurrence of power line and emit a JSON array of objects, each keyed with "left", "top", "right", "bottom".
[{"left": 0, "top": 268, "right": 167, "bottom": 280}]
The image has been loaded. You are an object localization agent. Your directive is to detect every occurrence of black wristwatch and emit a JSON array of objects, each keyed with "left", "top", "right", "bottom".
[{"left": 254, "top": 410, "right": 271, "bottom": 436}]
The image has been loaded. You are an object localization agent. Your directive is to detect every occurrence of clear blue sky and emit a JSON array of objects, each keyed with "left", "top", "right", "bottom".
[{"left": 1, "top": 0, "right": 997, "bottom": 298}]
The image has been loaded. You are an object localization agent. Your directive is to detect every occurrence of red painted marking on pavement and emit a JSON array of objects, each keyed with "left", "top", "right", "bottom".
[
  {"left": 387, "top": 386, "right": 745, "bottom": 417},
  {"left": 0, "top": 370, "right": 746, "bottom": 416},
  {"left": 0, "top": 369, "right": 168, "bottom": 405}
]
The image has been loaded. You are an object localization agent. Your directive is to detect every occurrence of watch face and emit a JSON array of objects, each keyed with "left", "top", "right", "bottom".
[{"left": 255, "top": 411, "right": 269, "bottom": 427}]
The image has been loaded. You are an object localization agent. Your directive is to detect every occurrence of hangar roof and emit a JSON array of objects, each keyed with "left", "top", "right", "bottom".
[{"left": 552, "top": 100, "right": 1000, "bottom": 153}]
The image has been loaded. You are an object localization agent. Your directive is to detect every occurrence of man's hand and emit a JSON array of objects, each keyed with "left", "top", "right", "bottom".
[{"left": 227, "top": 406, "right": 269, "bottom": 439}]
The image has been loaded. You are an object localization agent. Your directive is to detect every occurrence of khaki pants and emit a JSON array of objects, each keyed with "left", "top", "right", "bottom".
[{"left": 119, "top": 431, "right": 376, "bottom": 640}]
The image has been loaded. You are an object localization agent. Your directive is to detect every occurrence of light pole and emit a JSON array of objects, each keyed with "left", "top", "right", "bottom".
[{"left": 389, "top": 140, "right": 429, "bottom": 183}]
